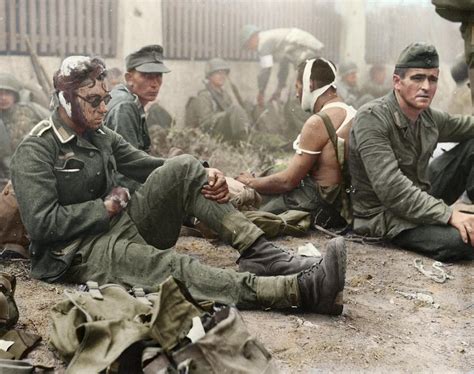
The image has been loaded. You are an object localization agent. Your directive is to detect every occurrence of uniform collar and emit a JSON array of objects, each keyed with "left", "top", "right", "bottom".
[
  {"left": 386, "top": 90, "right": 433, "bottom": 129},
  {"left": 51, "top": 109, "right": 106, "bottom": 144},
  {"left": 119, "top": 83, "right": 143, "bottom": 109}
]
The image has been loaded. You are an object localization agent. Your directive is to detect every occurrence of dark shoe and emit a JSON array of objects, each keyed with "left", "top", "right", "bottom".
[
  {"left": 297, "top": 237, "right": 346, "bottom": 315},
  {"left": 238, "top": 236, "right": 318, "bottom": 276},
  {"left": 0, "top": 272, "right": 19, "bottom": 330}
]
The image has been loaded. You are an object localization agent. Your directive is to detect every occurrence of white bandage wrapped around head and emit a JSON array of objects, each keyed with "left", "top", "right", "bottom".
[{"left": 300, "top": 58, "right": 337, "bottom": 113}]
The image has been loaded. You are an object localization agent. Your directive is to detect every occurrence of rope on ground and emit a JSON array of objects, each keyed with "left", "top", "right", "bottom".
[{"left": 413, "top": 259, "right": 454, "bottom": 283}]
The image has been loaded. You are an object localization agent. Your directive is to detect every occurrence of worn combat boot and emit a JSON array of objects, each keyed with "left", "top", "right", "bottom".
[
  {"left": 238, "top": 236, "right": 318, "bottom": 276},
  {"left": 0, "top": 272, "right": 19, "bottom": 330},
  {"left": 297, "top": 236, "right": 346, "bottom": 315}
]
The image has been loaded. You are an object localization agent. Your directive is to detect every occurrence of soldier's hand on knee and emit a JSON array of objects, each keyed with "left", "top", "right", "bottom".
[
  {"left": 202, "top": 168, "right": 230, "bottom": 203},
  {"left": 449, "top": 210, "right": 474, "bottom": 247},
  {"left": 104, "top": 186, "right": 130, "bottom": 217}
]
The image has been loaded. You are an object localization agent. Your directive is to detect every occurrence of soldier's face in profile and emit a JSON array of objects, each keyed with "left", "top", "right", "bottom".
[
  {"left": 126, "top": 70, "right": 162, "bottom": 106},
  {"left": 0, "top": 89, "right": 16, "bottom": 110},
  {"left": 394, "top": 68, "right": 439, "bottom": 111}
]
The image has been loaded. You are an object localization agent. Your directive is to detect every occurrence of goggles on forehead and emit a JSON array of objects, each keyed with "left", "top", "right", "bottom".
[{"left": 75, "top": 93, "right": 112, "bottom": 108}]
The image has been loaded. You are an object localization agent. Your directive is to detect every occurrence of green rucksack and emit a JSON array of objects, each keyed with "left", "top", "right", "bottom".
[{"left": 50, "top": 277, "right": 279, "bottom": 373}]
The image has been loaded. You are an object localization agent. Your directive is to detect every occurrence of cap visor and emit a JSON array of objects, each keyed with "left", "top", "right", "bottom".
[{"left": 135, "top": 62, "right": 171, "bottom": 73}]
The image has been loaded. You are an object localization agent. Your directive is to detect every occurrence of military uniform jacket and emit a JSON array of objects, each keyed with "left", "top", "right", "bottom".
[
  {"left": 257, "top": 28, "right": 323, "bottom": 93},
  {"left": 349, "top": 91, "right": 474, "bottom": 238},
  {"left": 104, "top": 84, "right": 151, "bottom": 153},
  {"left": 10, "top": 110, "right": 164, "bottom": 280},
  {"left": 196, "top": 85, "right": 233, "bottom": 131}
]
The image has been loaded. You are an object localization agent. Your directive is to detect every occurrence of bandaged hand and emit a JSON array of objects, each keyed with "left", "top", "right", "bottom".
[
  {"left": 202, "top": 168, "right": 230, "bottom": 204},
  {"left": 104, "top": 186, "right": 131, "bottom": 217}
]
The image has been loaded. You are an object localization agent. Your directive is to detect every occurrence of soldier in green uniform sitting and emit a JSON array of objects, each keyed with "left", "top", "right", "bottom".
[
  {"left": 0, "top": 73, "right": 47, "bottom": 180},
  {"left": 350, "top": 42, "right": 474, "bottom": 262},
  {"left": 10, "top": 55, "right": 347, "bottom": 315},
  {"left": 188, "top": 58, "right": 250, "bottom": 145}
]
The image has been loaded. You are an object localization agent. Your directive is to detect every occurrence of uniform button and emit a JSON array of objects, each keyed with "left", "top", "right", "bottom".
[
  {"left": 89, "top": 151, "right": 95, "bottom": 157},
  {"left": 89, "top": 189, "right": 95, "bottom": 193},
  {"left": 96, "top": 171, "right": 101, "bottom": 176}
]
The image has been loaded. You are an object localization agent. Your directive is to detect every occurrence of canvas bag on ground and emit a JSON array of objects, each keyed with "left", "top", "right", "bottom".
[{"left": 50, "top": 276, "right": 278, "bottom": 373}]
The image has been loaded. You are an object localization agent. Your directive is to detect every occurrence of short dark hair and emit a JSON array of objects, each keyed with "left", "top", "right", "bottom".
[{"left": 393, "top": 67, "right": 408, "bottom": 78}]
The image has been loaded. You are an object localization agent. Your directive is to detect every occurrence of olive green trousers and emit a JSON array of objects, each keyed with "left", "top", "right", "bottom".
[
  {"left": 63, "top": 155, "right": 298, "bottom": 308},
  {"left": 393, "top": 139, "right": 474, "bottom": 262}
]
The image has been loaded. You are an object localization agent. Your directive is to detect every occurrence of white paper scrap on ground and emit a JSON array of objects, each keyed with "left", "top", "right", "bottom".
[
  {"left": 297, "top": 242, "right": 322, "bottom": 258},
  {"left": 0, "top": 339, "right": 14, "bottom": 351},
  {"left": 187, "top": 316, "right": 206, "bottom": 343}
]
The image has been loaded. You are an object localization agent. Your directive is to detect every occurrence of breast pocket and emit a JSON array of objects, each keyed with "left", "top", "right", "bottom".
[{"left": 54, "top": 158, "right": 86, "bottom": 204}]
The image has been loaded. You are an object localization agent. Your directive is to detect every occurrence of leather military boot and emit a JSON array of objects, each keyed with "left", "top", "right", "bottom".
[
  {"left": 238, "top": 236, "right": 318, "bottom": 276},
  {"left": 297, "top": 236, "right": 346, "bottom": 315},
  {"left": 0, "top": 272, "right": 19, "bottom": 330}
]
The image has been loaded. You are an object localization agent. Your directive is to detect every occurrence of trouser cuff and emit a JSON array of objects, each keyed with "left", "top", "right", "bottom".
[{"left": 256, "top": 275, "right": 300, "bottom": 310}]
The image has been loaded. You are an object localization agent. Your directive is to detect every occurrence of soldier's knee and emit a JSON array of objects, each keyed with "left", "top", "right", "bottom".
[{"left": 165, "top": 154, "right": 204, "bottom": 178}]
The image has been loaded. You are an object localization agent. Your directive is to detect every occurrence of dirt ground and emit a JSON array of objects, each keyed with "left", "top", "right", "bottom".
[{"left": 2, "top": 227, "right": 473, "bottom": 373}]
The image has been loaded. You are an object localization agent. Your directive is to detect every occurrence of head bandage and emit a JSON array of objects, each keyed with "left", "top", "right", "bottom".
[{"left": 300, "top": 58, "right": 337, "bottom": 113}]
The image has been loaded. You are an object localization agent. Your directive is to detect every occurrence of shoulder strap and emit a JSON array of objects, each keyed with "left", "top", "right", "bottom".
[{"left": 315, "top": 111, "right": 338, "bottom": 158}]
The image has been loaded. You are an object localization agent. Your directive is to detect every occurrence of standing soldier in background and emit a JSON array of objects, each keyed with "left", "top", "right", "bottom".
[
  {"left": 187, "top": 58, "right": 250, "bottom": 145},
  {"left": 240, "top": 25, "right": 323, "bottom": 107}
]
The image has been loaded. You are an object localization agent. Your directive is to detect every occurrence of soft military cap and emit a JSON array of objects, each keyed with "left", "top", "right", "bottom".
[
  {"left": 395, "top": 42, "right": 439, "bottom": 69},
  {"left": 126, "top": 45, "right": 171, "bottom": 74}
]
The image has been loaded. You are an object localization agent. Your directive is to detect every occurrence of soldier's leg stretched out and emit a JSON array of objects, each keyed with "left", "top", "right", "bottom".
[
  {"left": 126, "top": 154, "right": 317, "bottom": 276},
  {"left": 63, "top": 215, "right": 347, "bottom": 315}
]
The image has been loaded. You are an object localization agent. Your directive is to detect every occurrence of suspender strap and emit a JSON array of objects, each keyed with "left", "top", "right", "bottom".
[{"left": 315, "top": 112, "right": 342, "bottom": 168}]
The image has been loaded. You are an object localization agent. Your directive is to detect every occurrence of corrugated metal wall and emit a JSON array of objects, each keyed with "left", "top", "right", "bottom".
[
  {"left": 162, "top": 0, "right": 342, "bottom": 62},
  {"left": 0, "top": 0, "right": 118, "bottom": 57}
]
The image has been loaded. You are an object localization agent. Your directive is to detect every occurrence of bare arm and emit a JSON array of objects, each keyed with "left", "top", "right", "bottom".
[{"left": 237, "top": 115, "right": 329, "bottom": 194}]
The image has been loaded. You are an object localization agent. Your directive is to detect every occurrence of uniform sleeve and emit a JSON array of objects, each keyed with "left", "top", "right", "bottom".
[
  {"left": 10, "top": 136, "right": 110, "bottom": 243},
  {"left": 432, "top": 109, "right": 474, "bottom": 142},
  {"left": 195, "top": 91, "right": 225, "bottom": 133},
  {"left": 105, "top": 102, "right": 142, "bottom": 149},
  {"left": 352, "top": 110, "right": 452, "bottom": 225},
  {"left": 108, "top": 128, "right": 165, "bottom": 183}
]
